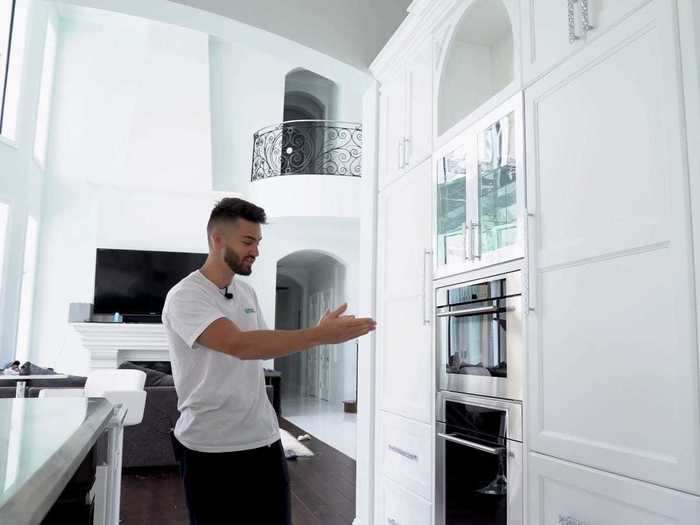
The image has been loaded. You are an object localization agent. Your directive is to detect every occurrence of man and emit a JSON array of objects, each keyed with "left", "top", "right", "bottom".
[{"left": 162, "top": 197, "right": 375, "bottom": 524}]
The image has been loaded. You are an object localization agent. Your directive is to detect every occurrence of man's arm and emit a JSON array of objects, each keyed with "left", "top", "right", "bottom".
[{"left": 197, "top": 304, "right": 375, "bottom": 360}]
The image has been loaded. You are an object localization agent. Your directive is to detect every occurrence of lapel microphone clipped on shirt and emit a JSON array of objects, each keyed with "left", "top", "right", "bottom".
[{"left": 223, "top": 286, "right": 233, "bottom": 299}]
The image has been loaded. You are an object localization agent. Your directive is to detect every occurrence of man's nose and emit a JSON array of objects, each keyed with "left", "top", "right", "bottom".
[{"left": 251, "top": 245, "right": 259, "bottom": 257}]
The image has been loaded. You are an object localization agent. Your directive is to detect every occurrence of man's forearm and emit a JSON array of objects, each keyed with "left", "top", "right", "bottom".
[{"left": 232, "top": 327, "right": 324, "bottom": 360}]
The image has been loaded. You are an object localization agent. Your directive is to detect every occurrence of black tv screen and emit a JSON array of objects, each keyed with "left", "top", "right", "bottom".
[{"left": 93, "top": 248, "right": 207, "bottom": 315}]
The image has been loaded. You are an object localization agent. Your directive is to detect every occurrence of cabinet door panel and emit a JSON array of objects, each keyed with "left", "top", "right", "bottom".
[
  {"left": 522, "top": 0, "right": 651, "bottom": 84},
  {"left": 381, "top": 476, "right": 432, "bottom": 525},
  {"left": 526, "top": 0, "right": 700, "bottom": 493},
  {"left": 379, "top": 71, "right": 407, "bottom": 190},
  {"left": 529, "top": 453, "right": 700, "bottom": 524},
  {"left": 378, "top": 295, "right": 432, "bottom": 423},
  {"left": 380, "top": 161, "right": 431, "bottom": 300},
  {"left": 406, "top": 39, "right": 433, "bottom": 168},
  {"left": 380, "top": 412, "right": 432, "bottom": 500},
  {"left": 377, "top": 160, "right": 432, "bottom": 423}
]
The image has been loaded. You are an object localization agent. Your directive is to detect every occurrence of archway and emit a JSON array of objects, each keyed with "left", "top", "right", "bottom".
[
  {"left": 281, "top": 69, "right": 338, "bottom": 174},
  {"left": 273, "top": 249, "right": 357, "bottom": 460},
  {"left": 437, "top": 0, "right": 514, "bottom": 135}
]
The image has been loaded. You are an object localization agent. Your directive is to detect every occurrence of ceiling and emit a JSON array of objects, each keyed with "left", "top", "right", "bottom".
[{"left": 167, "top": 0, "right": 412, "bottom": 69}]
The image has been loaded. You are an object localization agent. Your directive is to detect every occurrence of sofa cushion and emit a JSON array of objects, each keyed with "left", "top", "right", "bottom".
[
  {"left": 118, "top": 361, "right": 174, "bottom": 386},
  {"left": 29, "top": 375, "right": 87, "bottom": 389}
]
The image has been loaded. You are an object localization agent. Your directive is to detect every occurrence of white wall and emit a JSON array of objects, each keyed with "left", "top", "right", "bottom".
[
  {"left": 28, "top": 9, "right": 217, "bottom": 373},
  {"left": 209, "top": 37, "right": 284, "bottom": 194},
  {"left": 0, "top": 0, "right": 51, "bottom": 364},
  {"left": 27, "top": 3, "right": 365, "bottom": 378},
  {"left": 50, "top": 8, "right": 212, "bottom": 192},
  {"left": 208, "top": 37, "right": 365, "bottom": 194}
]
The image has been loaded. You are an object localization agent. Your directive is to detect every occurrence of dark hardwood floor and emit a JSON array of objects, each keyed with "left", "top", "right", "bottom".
[{"left": 120, "top": 418, "right": 356, "bottom": 525}]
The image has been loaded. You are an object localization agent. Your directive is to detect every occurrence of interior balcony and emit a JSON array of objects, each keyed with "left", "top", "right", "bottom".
[{"left": 249, "top": 120, "right": 362, "bottom": 219}]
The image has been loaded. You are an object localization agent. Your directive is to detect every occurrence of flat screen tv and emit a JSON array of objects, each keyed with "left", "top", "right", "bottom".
[{"left": 93, "top": 248, "right": 207, "bottom": 317}]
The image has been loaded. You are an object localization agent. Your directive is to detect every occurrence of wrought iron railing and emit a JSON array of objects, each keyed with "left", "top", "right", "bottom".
[{"left": 251, "top": 120, "right": 362, "bottom": 181}]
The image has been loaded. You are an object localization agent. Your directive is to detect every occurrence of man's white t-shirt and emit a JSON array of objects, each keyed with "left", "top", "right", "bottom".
[{"left": 162, "top": 270, "right": 279, "bottom": 453}]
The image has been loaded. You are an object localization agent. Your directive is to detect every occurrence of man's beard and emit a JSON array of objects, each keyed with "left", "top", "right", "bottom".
[{"left": 224, "top": 247, "right": 253, "bottom": 276}]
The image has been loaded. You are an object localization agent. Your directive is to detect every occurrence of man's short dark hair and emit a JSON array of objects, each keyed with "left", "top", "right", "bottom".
[{"left": 207, "top": 198, "right": 267, "bottom": 237}]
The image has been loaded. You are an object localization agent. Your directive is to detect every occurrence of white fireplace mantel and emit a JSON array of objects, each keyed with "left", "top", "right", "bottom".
[{"left": 71, "top": 322, "right": 170, "bottom": 370}]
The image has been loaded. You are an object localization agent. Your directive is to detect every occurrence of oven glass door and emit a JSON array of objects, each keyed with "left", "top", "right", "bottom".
[
  {"left": 437, "top": 422, "right": 508, "bottom": 525},
  {"left": 443, "top": 297, "right": 509, "bottom": 379}
]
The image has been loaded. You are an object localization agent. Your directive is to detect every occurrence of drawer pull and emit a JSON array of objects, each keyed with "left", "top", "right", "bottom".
[
  {"left": 388, "top": 444, "right": 418, "bottom": 461},
  {"left": 558, "top": 516, "right": 585, "bottom": 525}
]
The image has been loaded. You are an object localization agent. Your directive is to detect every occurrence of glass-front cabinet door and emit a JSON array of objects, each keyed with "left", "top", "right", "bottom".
[
  {"left": 435, "top": 132, "right": 474, "bottom": 273},
  {"left": 434, "top": 92, "right": 524, "bottom": 278}
]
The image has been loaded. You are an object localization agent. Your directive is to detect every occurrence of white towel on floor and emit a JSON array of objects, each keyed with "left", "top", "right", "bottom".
[{"left": 279, "top": 428, "right": 314, "bottom": 458}]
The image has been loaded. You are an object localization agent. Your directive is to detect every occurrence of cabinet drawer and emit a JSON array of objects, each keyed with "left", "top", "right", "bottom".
[
  {"left": 381, "top": 476, "right": 432, "bottom": 525},
  {"left": 529, "top": 453, "right": 700, "bottom": 524},
  {"left": 380, "top": 411, "right": 432, "bottom": 501}
]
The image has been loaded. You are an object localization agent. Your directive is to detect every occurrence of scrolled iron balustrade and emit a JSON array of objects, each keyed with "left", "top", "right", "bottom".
[{"left": 251, "top": 120, "right": 362, "bottom": 181}]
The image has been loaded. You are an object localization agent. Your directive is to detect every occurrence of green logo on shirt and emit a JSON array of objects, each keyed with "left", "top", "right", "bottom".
[{"left": 245, "top": 308, "right": 256, "bottom": 314}]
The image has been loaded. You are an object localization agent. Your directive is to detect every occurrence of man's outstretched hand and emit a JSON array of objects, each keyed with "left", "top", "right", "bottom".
[{"left": 316, "top": 303, "right": 376, "bottom": 344}]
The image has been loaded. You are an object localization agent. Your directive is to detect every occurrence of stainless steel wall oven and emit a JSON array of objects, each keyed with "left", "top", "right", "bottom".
[{"left": 436, "top": 271, "right": 522, "bottom": 400}]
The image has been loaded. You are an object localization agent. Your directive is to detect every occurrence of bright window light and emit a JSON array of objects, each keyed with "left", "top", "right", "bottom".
[
  {"left": 14, "top": 215, "right": 37, "bottom": 364},
  {"left": 0, "top": 0, "right": 29, "bottom": 141},
  {"left": 33, "top": 15, "right": 56, "bottom": 166},
  {"left": 0, "top": 203, "right": 9, "bottom": 296}
]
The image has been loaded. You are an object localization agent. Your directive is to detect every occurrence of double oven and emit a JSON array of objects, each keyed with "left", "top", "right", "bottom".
[{"left": 435, "top": 271, "right": 523, "bottom": 525}]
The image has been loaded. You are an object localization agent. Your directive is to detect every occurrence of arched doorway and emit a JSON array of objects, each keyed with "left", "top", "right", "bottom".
[
  {"left": 274, "top": 249, "right": 357, "bottom": 459},
  {"left": 281, "top": 69, "right": 338, "bottom": 175}
]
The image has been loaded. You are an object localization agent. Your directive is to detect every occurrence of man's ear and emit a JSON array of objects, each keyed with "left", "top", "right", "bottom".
[{"left": 210, "top": 230, "right": 222, "bottom": 249}]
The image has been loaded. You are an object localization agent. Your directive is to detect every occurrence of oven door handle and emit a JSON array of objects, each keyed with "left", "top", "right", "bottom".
[
  {"left": 436, "top": 305, "right": 507, "bottom": 318},
  {"left": 437, "top": 432, "right": 503, "bottom": 455}
]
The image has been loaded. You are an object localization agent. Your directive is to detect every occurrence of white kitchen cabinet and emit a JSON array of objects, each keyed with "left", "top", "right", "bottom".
[
  {"left": 529, "top": 453, "right": 700, "bottom": 524},
  {"left": 405, "top": 39, "right": 433, "bottom": 169},
  {"left": 522, "top": 0, "right": 652, "bottom": 84},
  {"left": 379, "top": 410, "right": 433, "bottom": 501},
  {"left": 376, "top": 159, "right": 433, "bottom": 423},
  {"left": 433, "top": 92, "right": 524, "bottom": 278},
  {"left": 377, "top": 38, "right": 433, "bottom": 192},
  {"left": 526, "top": 0, "right": 700, "bottom": 494},
  {"left": 378, "top": 68, "right": 407, "bottom": 190},
  {"left": 380, "top": 476, "right": 432, "bottom": 525}
]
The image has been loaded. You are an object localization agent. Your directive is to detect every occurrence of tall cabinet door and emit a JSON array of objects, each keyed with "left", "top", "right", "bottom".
[
  {"left": 526, "top": 0, "right": 700, "bottom": 494},
  {"left": 378, "top": 70, "right": 407, "bottom": 190},
  {"left": 522, "top": 0, "right": 651, "bottom": 84},
  {"left": 377, "top": 160, "right": 433, "bottom": 423},
  {"left": 405, "top": 39, "right": 433, "bottom": 169}
]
